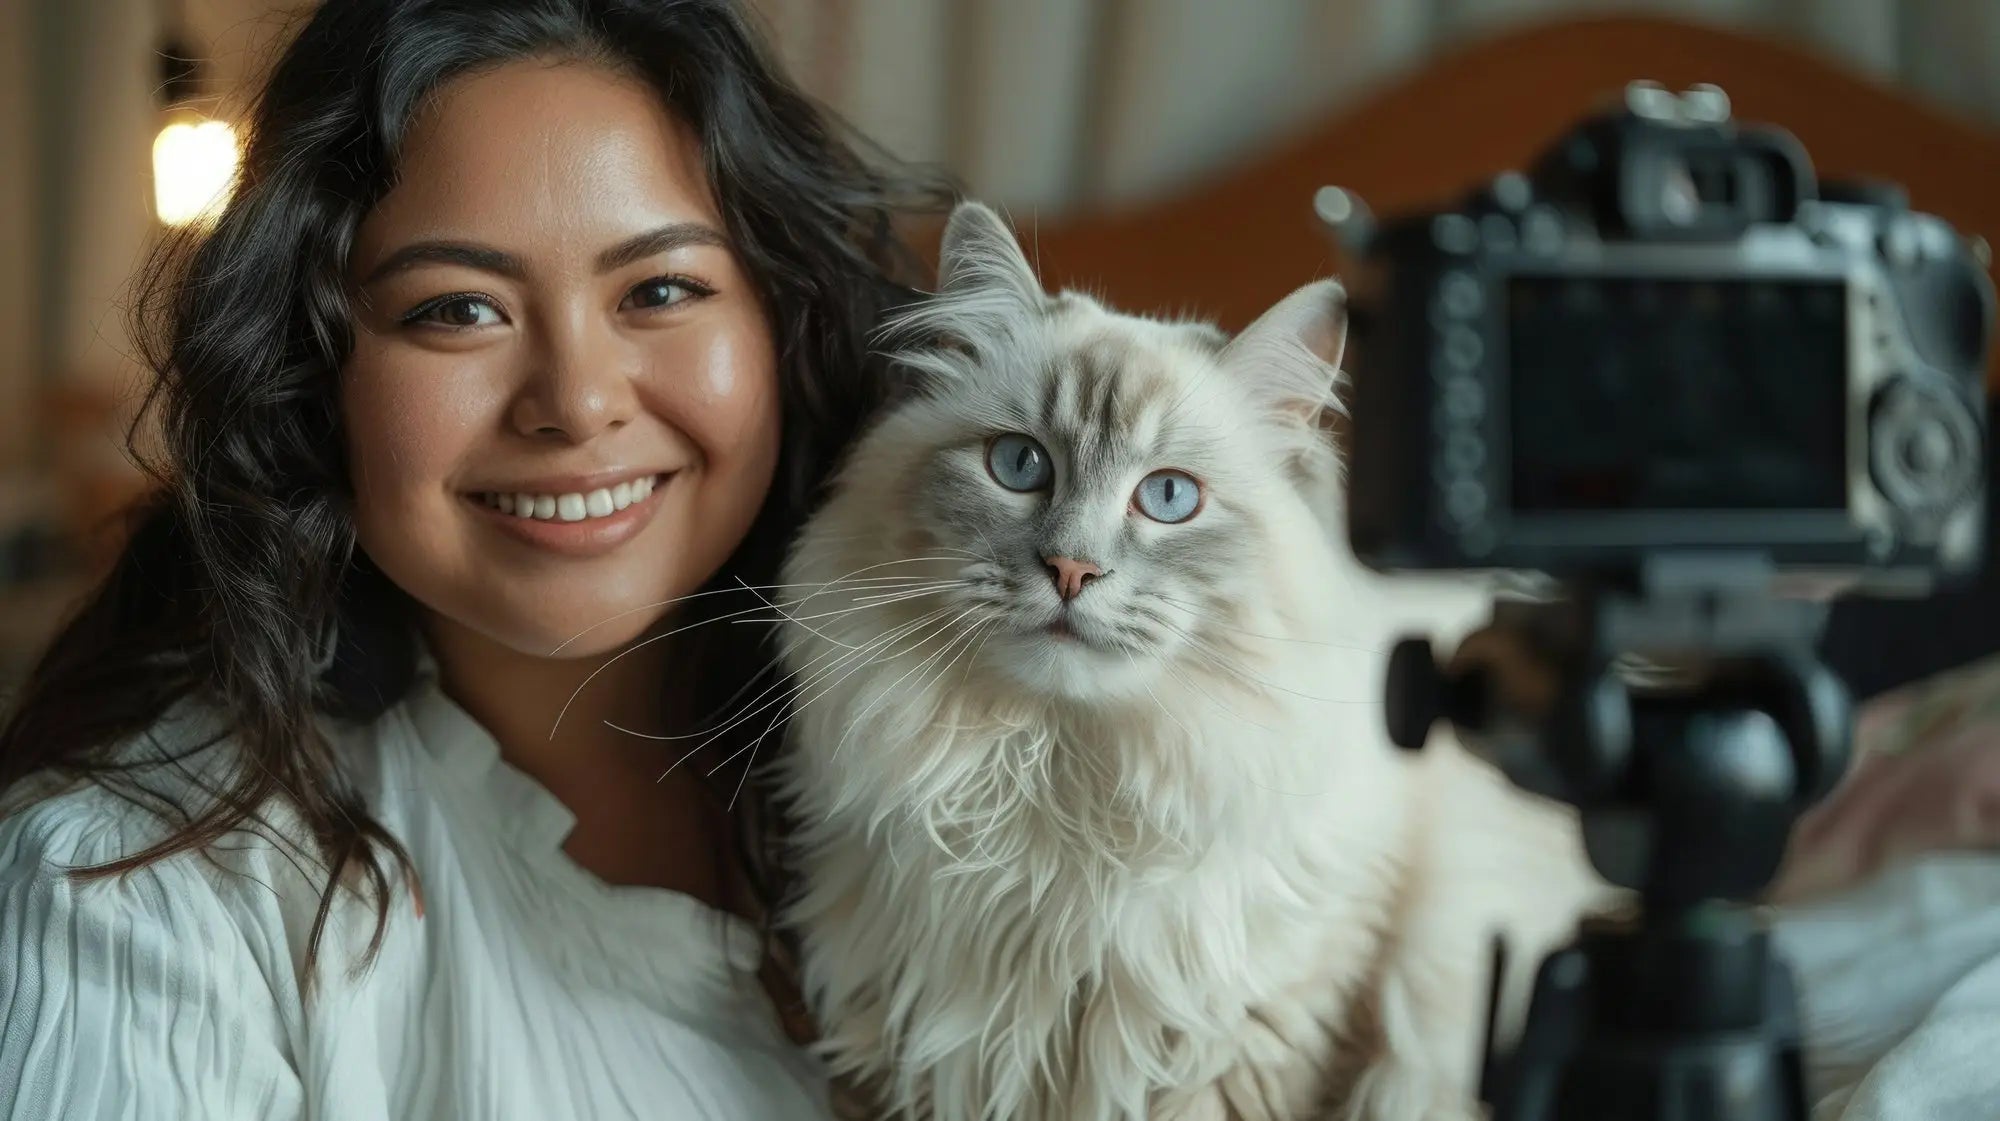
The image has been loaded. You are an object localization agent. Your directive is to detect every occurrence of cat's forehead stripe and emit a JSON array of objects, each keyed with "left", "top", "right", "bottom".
[{"left": 1042, "top": 332, "right": 1182, "bottom": 452}]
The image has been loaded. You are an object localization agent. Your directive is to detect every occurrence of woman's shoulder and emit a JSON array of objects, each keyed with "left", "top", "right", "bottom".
[
  {"left": 5, "top": 699, "right": 321, "bottom": 864},
  {"left": 0, "top": 698, "right": 415, "bottom": 985},
  {"left": 0, "top": 706, "right": 346, "bottom": 1118}
]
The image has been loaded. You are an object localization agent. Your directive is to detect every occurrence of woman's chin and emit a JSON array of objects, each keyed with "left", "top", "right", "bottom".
[{"left": 427, "top": 598, "right": 671, "bottom": 664}]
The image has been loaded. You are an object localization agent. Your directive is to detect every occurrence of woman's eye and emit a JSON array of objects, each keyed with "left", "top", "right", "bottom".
[
  {"left": 621, "top": 277, "right": 705, "bottom": 311},
  {"left": 985, "top": 433, "right": 1053, "bottom": 492},
  {"left": 1134, "top": 470, "right": 1203, "bottom": 523},
  {"left": 406, "top": 295, "right": 503, "bottom": 329}
]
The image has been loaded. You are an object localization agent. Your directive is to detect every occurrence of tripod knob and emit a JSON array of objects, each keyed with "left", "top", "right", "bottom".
[{"left": 1385, "top": 637, "right": 1444, "bottom": 750}]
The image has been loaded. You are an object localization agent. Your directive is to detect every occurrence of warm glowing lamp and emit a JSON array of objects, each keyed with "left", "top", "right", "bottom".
[
  {"left": 151, "top": 19, "right": 237, "bottom": 228},
  {"left": 152, "top": 115, "right": 239, "bottom": 227}
]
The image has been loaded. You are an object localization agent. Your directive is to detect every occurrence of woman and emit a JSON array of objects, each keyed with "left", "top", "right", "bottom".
[{"left": 0, "top": 1, "right": 945, "bottom": 1116}]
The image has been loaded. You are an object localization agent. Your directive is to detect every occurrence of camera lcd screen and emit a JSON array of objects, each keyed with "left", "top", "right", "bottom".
[{"left": 1507, "top": 276, "right": 1848, "bottom": 513}]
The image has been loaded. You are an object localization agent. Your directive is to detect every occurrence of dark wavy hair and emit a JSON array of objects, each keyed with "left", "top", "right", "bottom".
[{"left": 0, "top": 0, "right": 947, "bottom": 991}]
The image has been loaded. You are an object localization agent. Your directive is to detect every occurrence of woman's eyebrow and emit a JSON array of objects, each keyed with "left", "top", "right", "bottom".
[
  {"left": 361, "top": 241, "right": 522, "bottom": 286},
  {"left": 359, "top": 222, "right": 730, "bottom": 287},
  {"left": 595, "top": 222, "right": 731, "bottom": 272}
]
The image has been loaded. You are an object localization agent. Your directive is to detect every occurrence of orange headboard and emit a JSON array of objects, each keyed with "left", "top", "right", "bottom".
[{"left": 1025, "top": 15, "right": 2000, "bottom": 393}]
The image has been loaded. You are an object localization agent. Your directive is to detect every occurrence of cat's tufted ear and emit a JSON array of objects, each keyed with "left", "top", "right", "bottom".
[
  {"left": 1220, "top": 279, "right": 1348, "bottom": 426},
  {"left": 935, "top": 201, "right": 1045, "bottom": 311}
]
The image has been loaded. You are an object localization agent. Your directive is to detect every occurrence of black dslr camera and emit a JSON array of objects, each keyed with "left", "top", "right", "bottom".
[
  {"left": 1319, "top": 84, "right": 1994, "bottom": 1121},
  {"left": 1335, "top": 81, "right": 1991, "bottom": 590}
]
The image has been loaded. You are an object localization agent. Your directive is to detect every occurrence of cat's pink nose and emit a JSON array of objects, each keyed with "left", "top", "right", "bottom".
[{"left": 1044, "top": 555, "right": 1103, "bottom": 601}]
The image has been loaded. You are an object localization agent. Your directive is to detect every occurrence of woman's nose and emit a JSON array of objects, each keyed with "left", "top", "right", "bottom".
[{"left": 509, "top": 309, "right": 640, "bottom": 442}]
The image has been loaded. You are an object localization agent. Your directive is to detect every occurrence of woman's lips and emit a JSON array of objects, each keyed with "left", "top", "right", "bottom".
[{"left": 463, "top": 472, "right": 673, "bottom": 558}]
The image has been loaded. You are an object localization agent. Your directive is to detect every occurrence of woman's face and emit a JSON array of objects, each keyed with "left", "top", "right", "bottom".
[{"left": 343, "top": 60, "right": 781, "bottom": 659}]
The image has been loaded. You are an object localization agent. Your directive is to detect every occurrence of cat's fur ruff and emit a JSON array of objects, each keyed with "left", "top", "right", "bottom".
[{"left": 774, "top": 202, "right": 1602, "bottom": 1120}]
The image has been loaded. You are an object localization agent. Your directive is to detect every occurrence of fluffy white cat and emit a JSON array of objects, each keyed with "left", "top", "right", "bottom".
[{"left": 773, "top": 202, "right": 1603, "bottom": 1121}]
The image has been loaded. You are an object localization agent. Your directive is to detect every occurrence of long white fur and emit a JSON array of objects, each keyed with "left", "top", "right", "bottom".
[{"left": 775, "top": 203, "right": 1601, "bottom": 1120}]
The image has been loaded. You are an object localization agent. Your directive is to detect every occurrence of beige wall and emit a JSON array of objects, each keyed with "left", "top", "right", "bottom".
[
  {"left": 41, "top": 0, "right": 159, "bottom": 400},
  {"left": 0, "top": 3, "right": 35, "bottom": 471}
]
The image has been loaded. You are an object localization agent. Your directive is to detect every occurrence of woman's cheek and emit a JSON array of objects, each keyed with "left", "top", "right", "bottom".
[
  {"left": 657, "top": 318, "right": 780, "bottom": 470},
  {"left": 701, "top": 332, "right": 737, "bottom": 399},
  {"left": 342, "top": 346, "right": 495, "bottom": 512}
]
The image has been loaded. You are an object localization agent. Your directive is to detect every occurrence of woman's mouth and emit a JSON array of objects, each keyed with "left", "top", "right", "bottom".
[
  {"left": 473, "top": 473, "right": 660, "bottom": 523},
  {"left": 462, "top": 472, "right": 673, "bottom": 558}
]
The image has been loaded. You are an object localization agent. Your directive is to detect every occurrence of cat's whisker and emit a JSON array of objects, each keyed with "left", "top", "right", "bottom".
[
  {"left": 756, "top": 584, "right": 965, "bottom": 626},
  {"left": 971, "top": 525, "right": 1007, "bottom": 570},
  {"left": 692, "top": 653, "right": 783, "bottom": 727},
  {"left": 548, "top": 594, "right": 836, "bottom": 739},
  {"left": 547, "top": 574, "right": 948, "bottom": 656},
  {"left": 951, "top": 617, "right": 1000, "bottom": 694},
  {"left": 1125, "top": 650, "right": 1197, "bottom": 748},
  {"left": 797, "top": 554, "right": 984, "bottom": 593},
  {"left": 640, "top": 611, "right": 950, "bottom": 786},
  {"left": 764, "top": 553, "right": 975, "bottom": 617},
  {"left": 631, "top": 615, "right": 887, "bottom": 750},
  {"left": 830, "top": 605, "right": 992, "bottom": 764},
  {"left": 721, "top": 689, "right": 794, "bottom": 811},
  {"left": 710, "top": 607, "right": 987, "bottom": 793},
  {"left": 550, "top": 571, "right": 958, "bottom": 737},
  {"left": 1155, "top": 657, "right": 1279, "bottom": 736},
  {"left": 752, "top": 603, "right": 963, "bottom": 725},
  {"left": 736, "top": 575, "right": 961, "bottom": 649},
  {"left": 848, "top": 580, "right": 969, "bottom": 605},
  {"left": 626, "top": 606, "right": 954, "bottom": 755},
  {"left": 732, "top": 575, "right": 859, "bottom": 652},
  {"left": 907, "top": 614, "right": 998, "bottom": 711}
]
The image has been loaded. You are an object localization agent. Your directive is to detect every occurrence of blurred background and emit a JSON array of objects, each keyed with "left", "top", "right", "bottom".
[{"left": 3, "top": 0, "right": 2000, "bottom": 690}]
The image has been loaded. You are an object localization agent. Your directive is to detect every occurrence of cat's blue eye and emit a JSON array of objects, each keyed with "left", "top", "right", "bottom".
[
  {"left": 985, "top": 433, "right": 1053, "bottom": 492},
  {"left": 1134, "top": 470, "right": 1203, "bottom": 523}
]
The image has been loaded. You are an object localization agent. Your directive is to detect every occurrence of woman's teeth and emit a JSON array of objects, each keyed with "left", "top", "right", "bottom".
[{"left": 480, "top": 476, "right": 658, "bottom": 522}]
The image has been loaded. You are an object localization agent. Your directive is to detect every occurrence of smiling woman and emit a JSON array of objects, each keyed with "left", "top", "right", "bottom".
[{"left": 0, "top": 2, "right": 947, "bottom": 1118}]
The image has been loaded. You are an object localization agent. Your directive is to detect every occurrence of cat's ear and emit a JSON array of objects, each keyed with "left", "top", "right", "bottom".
[
  {"left": 1221, "top": 279, "right": 1348, "bottom": 426},
  {"left": 935, "top": 201, "right": 1044, "bottom": 310}
]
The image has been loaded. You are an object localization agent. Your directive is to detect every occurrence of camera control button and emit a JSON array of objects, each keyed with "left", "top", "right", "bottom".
[
  {"left": 1490, "top": 171, "right": 1532, "bottom": 212},
  {"left": 1479, "top": 213, "right": 1518, "bottom": 251},
  {"left": 1868, "top": 378, "right": 1981, "bottom": 517},
  {"left": 1625, "top": 80, "right": 1677, "bottom": 121},
  {"left": 1442, "top": 326, "right": 1484, "bottom": 370},
  {"left": 1880, "top": 218, "right": 1923, "bottom": 270},
  {"left": 1523, "top": 207, "right": 1565, "bottom": 254},
  {"left": 1443, "top": 376, "right": 1485, "bottom": 419},
  {"left": 1445, "top": 433, "right": 1486, "bottom": 474},
  {"left": 1446, "top": 479, "right": 1489, "bottom": 525},
  {"left": 1438, "top": 271, "right": 1484, "bottom": 318},
  {"left": 1432, "top": 214, "right": 1478, "bottom": 254}
]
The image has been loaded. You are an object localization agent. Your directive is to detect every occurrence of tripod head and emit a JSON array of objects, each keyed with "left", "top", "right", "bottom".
[{"left": 1387, "top": 572, "right": 1852, "bottom": 1120}]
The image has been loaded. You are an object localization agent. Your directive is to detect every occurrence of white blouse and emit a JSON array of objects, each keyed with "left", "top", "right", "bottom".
[{"left": 0, "top": 664, "right": 835, "bottom": 1121}]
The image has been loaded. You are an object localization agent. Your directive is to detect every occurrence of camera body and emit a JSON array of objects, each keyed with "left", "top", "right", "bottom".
[{"left": 1335, "top": 84, "right": 1993, "bottom": 592}]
